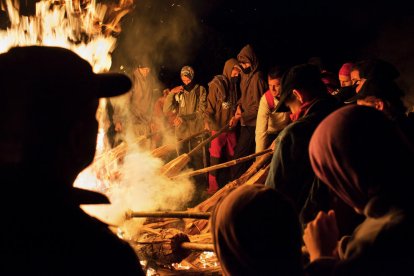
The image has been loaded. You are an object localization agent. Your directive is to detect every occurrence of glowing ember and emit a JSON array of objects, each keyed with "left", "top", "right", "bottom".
[
  {"left": 171, "top": 263, "right": 191, "bottom": 270},
  {"left": 199, "top": 251, "right": 219, "bottom": 268}
]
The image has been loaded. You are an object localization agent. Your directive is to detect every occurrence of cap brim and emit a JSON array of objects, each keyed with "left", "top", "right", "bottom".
[
  {"left": 71, "top": 187, "right": 110, "bottom": 204},
  {"left": 96, "top": 73, "right": 132, "bottom": 98}
]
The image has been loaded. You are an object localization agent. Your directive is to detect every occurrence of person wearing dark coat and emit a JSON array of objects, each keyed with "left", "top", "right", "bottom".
[
  {"left": 304, "top": 105, "right": 414, "bottom": 276},
  {"left": 345, "top": 59, "right": 414, "bottom": 147},
  {"left": 265, "top": 64, "right": 343, "bottom": 226},
  {"left": 230, "top": 44, "right": 267, "bottom": 180},
  {"left": 0, "top": 46, "right": 144, "bottom": 276},
  {"left": 205, "top": 58, "right": 241, "bottom": 194}
]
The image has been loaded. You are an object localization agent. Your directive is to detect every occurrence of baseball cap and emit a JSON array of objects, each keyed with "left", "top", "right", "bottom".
[
  {"left": 275, "top": 63, "right": 325, "bottom": 113},
  {"left": 0, "top": 46, "right": 131, "bottom": 98},
  {"left": 0, "top": 46, "right": 132, "bottom": 204}
]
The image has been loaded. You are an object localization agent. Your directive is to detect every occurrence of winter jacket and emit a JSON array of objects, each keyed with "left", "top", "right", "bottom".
[
  {"left": 163, "top": 84, "right": 207, "bottom": 140},
  {"left": 237, "top": 45, "right": 267, "bottom": 126}
]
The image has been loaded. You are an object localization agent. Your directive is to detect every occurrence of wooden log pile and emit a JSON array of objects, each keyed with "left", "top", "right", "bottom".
[{"left": 127, "top": 148, "right": 274, "bottom": 274}]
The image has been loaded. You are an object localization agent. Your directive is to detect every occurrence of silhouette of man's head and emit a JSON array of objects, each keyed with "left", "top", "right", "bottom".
[{"left": 0, "top": 46, "right": 132, "bottom": 204}]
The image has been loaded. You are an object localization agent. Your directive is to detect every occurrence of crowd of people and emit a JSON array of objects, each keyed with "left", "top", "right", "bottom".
[
  {"left": 105, "top": 44, "right": 414, "bottom": 274},
  {"left": 207, "top": 52, "right": 414, "bottom": 275},
  {"left": 3, "top": 43, "right": 414, "bottom": 275}
]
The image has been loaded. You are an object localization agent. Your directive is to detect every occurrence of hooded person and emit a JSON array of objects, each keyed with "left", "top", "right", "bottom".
[
  {"left": 230, "top": 44, "right": 267, "bottom": 180},
  {"left": 0, "top": 46, "right": 144, "bottom": 275},
  {"left": 344, "top": 58, "right": 400, "bottom": 104},
  {"left": 304, "top": 104, "right": 414, "bottom": 276},
  {"left": 345, "top": 72, "right": 414, "bottom": 146},
  {"left": 204, "top": 58, "right": 241, "bottom": 194},
  {"left": 126, "top": 58, "right": 160, "bottom": 149},
  {"left": 211, "top": 184, "right": 304, "bottom": 276}
]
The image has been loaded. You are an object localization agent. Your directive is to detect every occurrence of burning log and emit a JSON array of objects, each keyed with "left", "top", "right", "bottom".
[
  {"left": 174, "top": 148, "right": 273, "bottom": 179},
  {"left": 125, "top": 210, "right": 211, "bottom": 220},
  {"left": 160, "top": 125, "right": 229, "bottom": 178},
  {"left": 151, "top": 129, "right": 209, "bottom": 159},
  {"left": 133, "top": 144, "right": 274, "bottom": 273},
  {"left": 93, "top": 132, "right": 158, "bottom": 181},
  {"left": 132, "top": 228, "right": 213, "bottom": 266}
]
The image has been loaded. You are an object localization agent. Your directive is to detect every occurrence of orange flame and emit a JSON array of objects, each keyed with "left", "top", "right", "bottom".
[
  {"left": 0, "top": 0, "right": 135, "bottom": 190},
  {"left": 0, "top": 0, "right": 134, "bottom": 72}
]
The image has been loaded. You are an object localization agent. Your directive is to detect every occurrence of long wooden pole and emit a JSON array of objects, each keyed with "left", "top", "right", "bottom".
[
  {"left": 180, "top": 242, "right": 214, "bottom": 252},
  {"left": 134, "top": 241, "right": 214, "bottom": 252},
  {"left": 177, "top": 129, "right": 210, "bottom": 144},
  {"left": 187, "top": 124, "right": 229, "bottom": 158},
  {"left": 151, "top": 129, "right": 209, "bottom": 158},
  {"left": 174, "top": 148, "right": 273, "bottom": 179},
  {"left": 160, "top": 125, "right": 230, "bottom": 178},
  {"left": 126, "top": 210, "right": 211, "bottom": 220}
]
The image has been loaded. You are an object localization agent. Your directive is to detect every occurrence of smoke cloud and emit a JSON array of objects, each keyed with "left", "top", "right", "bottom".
[
  {"left": 112, "top": 0, "right": 202, "bottom": 85},
  {"left": 77, "top": 143, "right": 196, "bottom": 239}
]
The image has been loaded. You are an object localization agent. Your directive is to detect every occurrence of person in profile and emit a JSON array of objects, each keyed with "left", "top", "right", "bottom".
[{"left": 0, "top": 46, "right": 145, "bottom": 275}]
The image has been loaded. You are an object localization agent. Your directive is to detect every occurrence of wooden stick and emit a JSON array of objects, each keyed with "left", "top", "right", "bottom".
[
  {"left": 126, "top": 210, "right": 211, "bottom": 220},
  {"left": 151, "top": 129, "right": 209, "bottom": 158},
  {"left": 159, "top": 125, "right": 229, "bottom": 177},
  {"left": 180, "top": 242, "right": 214, "bottom": 252},
  {"left": 174, "top": 148, "right": 273, "bottom": 179},
  {"left": 134, "top": 241, "right": 214, "bottom": 252},
  {"left": 187, "top": 124, "right": 229, "bottom": 158},
  {"left": 177, "top": 129, "right": 210, "bottom": 144}
]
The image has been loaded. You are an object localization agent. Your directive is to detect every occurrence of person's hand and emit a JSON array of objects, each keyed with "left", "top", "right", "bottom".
[
  {"left": 303, "top": 210, "right": 339, "bottom": 262},
  {"left": 170, "top": 86, "right": 184, "bottom": 94},
  {"left": 229, "top": 116, "right": 239, "bottom": 128},
  {"left": 114, "top": 122, "right": 122, "bottom": 132},
  {"left": 235, "top": 105, "right": 242, "bottom": 119},
  {"left": 173, "top": 117, "right": 183, "bottom": 127},
  {"left": 204, "top": 121, "right": 210, "bottom": 131}
]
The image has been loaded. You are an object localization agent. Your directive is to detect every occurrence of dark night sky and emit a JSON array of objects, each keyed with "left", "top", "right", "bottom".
[
  {"left": 110, "top": 0, "right": 414, "bottom": 105},
  {"left": 1, "top": 0, "right": 414, "bottom": 104}
]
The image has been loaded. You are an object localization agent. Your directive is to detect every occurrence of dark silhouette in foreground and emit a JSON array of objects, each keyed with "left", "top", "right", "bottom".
[{"left": 0, "top": 46, "right": 145, "bottom": 275}]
